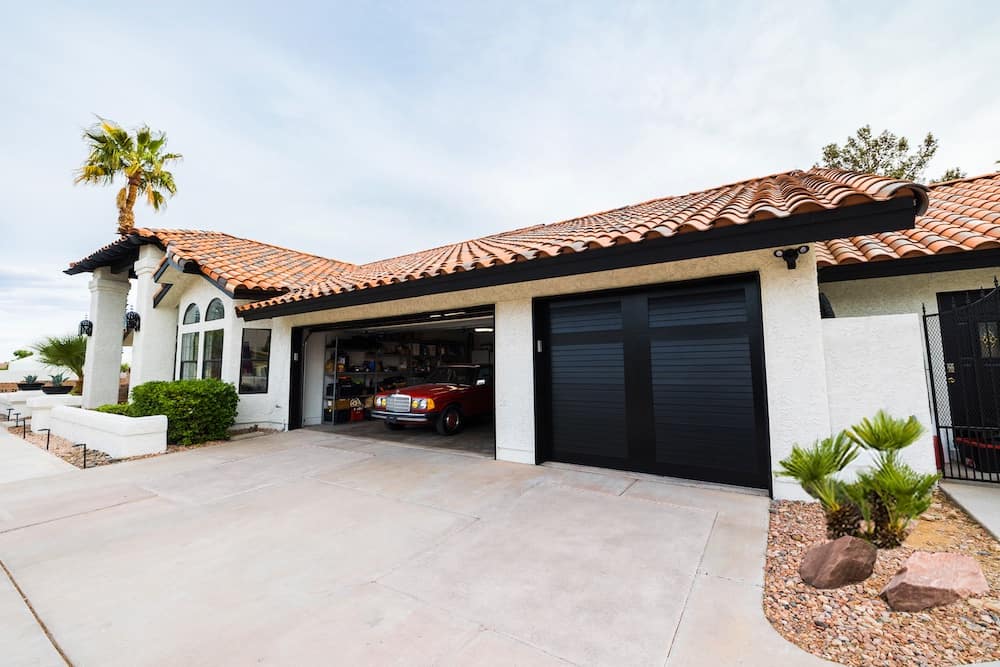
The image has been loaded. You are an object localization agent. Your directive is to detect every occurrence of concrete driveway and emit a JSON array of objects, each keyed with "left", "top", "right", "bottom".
[{"left": 0, "top": 430, "right": 827, "bottom": 666}]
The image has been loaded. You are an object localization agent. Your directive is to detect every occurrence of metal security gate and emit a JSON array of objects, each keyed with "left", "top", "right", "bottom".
[
  {"left": 924, "top": 281, "right": 1000, "bottom": 483},
  {"left": 535, "top": 275, "right": 771, "bottom": 489}
]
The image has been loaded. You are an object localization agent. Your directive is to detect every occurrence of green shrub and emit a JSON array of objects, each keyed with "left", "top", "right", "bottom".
[
  {"left": 777, "top": 410, "right": 939, "bottom": 548},
  {"left": 130, "top": 379, "right": 239, "bottom": 445},
  {"left": 96, "top": 403, "right": 131, "bottom": 415}
]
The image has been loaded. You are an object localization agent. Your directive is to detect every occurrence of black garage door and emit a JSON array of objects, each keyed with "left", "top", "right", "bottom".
[{"left": 536, "top": 275, "right": 770, "bottom": 489}]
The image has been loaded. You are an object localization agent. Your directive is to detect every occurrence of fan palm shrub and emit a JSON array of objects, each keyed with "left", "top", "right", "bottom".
[
  {"left": 33, "top": 335, "right": 87, "bottom": 395},
  {"left": 778, "top": 410, "right": 939, "bottom": 547}
]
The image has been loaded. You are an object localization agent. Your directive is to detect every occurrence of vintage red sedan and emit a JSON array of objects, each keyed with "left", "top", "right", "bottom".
[{"left": 371, "top": 364, "right": 493, "bottom": 435}]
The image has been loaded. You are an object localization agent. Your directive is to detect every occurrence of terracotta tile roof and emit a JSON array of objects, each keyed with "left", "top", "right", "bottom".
[
  {"left": 816, "top": 172, "right": 1000, "bottom": 267},
  {"left": 68, "top": 229, "right": 356, "bottom": 295},
  {"left": 239, "top": 167, "right": 926, "bottom": 313}
]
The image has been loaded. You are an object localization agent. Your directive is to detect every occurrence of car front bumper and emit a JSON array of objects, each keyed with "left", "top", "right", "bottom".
[{"left": 370, "top": 410, "right": 437, "bottom": 424}]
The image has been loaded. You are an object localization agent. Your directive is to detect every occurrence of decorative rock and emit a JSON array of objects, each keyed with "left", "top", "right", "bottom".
[
  {"left": 799, "top": 536, "right": 877, "bottom": 589},
  {"left": 882, "top": 552, "right": 990, "bottom": 612}
]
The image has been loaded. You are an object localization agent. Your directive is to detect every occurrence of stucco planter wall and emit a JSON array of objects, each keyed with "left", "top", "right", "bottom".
[
  {"left": 49, "top": 405, "right": 167, "bottom": 459},
  {"left": 0, "top": 390, "right": 44, "bottom": 418},
  {"left": 27, "top": 394, "right": 83, "bottom": 432}
]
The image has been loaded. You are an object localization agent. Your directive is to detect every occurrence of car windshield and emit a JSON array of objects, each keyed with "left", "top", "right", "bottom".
[{"left": 427, "top": 366, "right": 478, "bottom": 386}]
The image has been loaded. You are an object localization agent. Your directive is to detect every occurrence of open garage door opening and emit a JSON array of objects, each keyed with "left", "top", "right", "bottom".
[{"left": 295, "top": 306, "right": 496, "bottom": 458}]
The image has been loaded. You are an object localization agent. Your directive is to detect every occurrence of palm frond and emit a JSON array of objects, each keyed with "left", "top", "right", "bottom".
[
  {"left": 848, "top": 410, "right": 925, "bottom": 452},
  {"left": 776, "top": 430, "right": 858, "bottom": 504}
]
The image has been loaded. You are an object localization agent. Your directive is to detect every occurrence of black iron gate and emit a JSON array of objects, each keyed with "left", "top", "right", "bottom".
[{"left": 924, "top": 280, "right": 1000, "bottom": 483}]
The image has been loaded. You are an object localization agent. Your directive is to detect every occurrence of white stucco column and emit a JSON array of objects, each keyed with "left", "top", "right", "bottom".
[
  {"left": 82, "top": 267, "right": 130, "bottom": 409},
  {"left": 494, "top": 299, "right": 536, "bottom": 464},
  {"left": 130, "top": 246, "right": 177, "bottom": 388},
  {"left": 761, "top": 250, "right": 833, "bottom": 500}
]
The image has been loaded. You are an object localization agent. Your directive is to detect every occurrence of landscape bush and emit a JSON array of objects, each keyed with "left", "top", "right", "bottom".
[
  {"left": 777, "top": 410, "right": 940, "bottom": 548},
  {"left": 95, "top": 403, "right": 131, "bottom": 415},
  {"left": 115, "top": 379, "right": 239, "bottom": 445}
]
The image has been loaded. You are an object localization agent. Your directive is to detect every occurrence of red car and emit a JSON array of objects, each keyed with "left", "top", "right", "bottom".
[{"left": 371, "top": 364, "right": 493, "bottom": 435}]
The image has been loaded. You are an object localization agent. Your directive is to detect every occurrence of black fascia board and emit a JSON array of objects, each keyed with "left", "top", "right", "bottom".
[
  {"left": 241, "top": 196, "right": 919, "bottom": 321},
  {"left": 819, "top": 247, "right": 1000, "bottom": 283}
]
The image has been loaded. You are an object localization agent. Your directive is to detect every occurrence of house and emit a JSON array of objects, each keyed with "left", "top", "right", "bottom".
[{"left": 67, "top": 167, "right": 954, "bottom": 499}]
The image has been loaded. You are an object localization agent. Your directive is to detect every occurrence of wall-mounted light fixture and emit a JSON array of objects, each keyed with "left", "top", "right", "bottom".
[
  {"left": 124, "top": 306, "right": 141, "bottom": 333},
  {"left": 79, "top": 316, "right": 93, "bottom": 337},
  {"left": 473, "top": 327, "right": 494, "bottom": 333},
  {"left": 774, "top": 245, "right": 810, "bottom": 270}
]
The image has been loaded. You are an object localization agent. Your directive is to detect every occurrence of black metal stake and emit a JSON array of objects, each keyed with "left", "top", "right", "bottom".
[
  {"left": 73, "top": 443, "right": 87, "bottom": 469},
  {"left": 4, "top": 408, "right": 11, "bottom": 422},
  {"left": 12, "top": 413, "right": 20, "bottom": 428},
  {"left": 38, "top": 428, "right": 51, "bottom": 450},
  {"left": 22, "top": 418, "right": 28, "bottom": 438}
]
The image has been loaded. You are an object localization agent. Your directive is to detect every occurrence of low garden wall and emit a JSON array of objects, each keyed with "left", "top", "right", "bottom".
[
  {"left": 0, "top": 390, "right": 43, "bottom": 418},
  {"left": 28, "top": 394, "right": 83, "bottom": 431},
  {"left": 48, "top": 405, "right": 167, "bottom": 459},
  {"left": 821, "top": 313, "right": 937, "bottom": 478}
]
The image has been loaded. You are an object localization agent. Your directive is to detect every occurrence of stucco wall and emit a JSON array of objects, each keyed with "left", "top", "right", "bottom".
[
  {"left": 821, "top": 314, "right": 936, "bottom": 481},
  {"left": 822, "top": 267, "right": 1000, "bottom": 317},
  {"left": 278, "top": 245, "right": 833, "bottom": 495}
]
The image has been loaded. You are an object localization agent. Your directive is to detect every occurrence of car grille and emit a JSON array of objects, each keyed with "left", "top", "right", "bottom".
[{"left": 387, "top": 394, "right": 411, "bottom": 413}]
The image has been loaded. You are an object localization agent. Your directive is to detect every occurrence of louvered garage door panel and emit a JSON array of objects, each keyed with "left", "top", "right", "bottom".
[
  {"left": 548, "top": 298, "right": 627, "bottom": 460},
  {"left": 541, "top": 278, "right": 769, "bottom": 489}
]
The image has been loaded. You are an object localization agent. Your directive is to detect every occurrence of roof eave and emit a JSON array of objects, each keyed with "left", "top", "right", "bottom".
[{"left": 241, "top": 195, "right": 921, "bottom": 321}]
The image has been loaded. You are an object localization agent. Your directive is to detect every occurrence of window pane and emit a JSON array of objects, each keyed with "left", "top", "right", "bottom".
[
  {"left": 180, "top": 331, "right": 199, "bottom": 380},
  {"left": 183, "top": 303, "right": 201, "bottom": 324},
  {"left": 206, "top": 298, "right": 226, "bottom": 322},
  {"left": 202, "top": 329, "right": 224, "bottom": 379},
  {"left": 239, "top": 329, "right": 270, "bottom": 394}
]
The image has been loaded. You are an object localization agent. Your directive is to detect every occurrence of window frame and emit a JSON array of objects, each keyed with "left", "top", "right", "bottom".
[
  {"left": 206, "top": 298, "right": 226, "bottom": 322},
  {"left": 183, "top": 303, "right": 201, "bottom": 324},
  {"left": 239, "top": 328, "right": 271, "bottom": 394},
  {"left": 179, "top": 331, "right": 200, "bottom": 380},
  {"left": 202, "top": 328, "right": 224, "bottom": 379}
]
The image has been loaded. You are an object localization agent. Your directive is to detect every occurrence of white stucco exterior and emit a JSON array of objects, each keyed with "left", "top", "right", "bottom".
[
  {"left": 27, "top": 394, "right": 83, "bottom": 432},
  {"left": 822, "top": 267, "right": 1000, "bottom": 317},
  {"left": 811, "top": 314, "right": 937, "bottom": 499},
  {"left": 48, "top": 405, "right": 167, "bottom": 458},
  {"left": 277, "top": 245, "right": 833, "bottom": 496},
  {"left": 130, "top": 245, "right": 178, "bottom": 387},
  {"left": 81, "top": 267, "right": 131, "bottom": 409}
]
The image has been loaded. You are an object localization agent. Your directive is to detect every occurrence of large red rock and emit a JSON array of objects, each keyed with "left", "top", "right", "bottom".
[
  {"left": 799, "top": 536, "right": 877, "bottom": 589},
  {"left": 882, "top": 551, "right": 990, "bottom": 611}
]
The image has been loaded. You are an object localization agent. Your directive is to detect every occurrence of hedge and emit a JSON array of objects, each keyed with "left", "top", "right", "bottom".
[{"left": 102, "top": 379, "right": 239, "bottom": 446}]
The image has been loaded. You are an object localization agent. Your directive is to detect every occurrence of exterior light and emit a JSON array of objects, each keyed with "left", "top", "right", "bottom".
[
  {"left": 774, "top": 245, "right": 810, "bottom": 270},
  {"left": 474, "top": 327, "right": 494, "bottom": 333},
  {"left": 124, "top": 306, "right": 141, "bottom": 332},
  {"left": 79, "top": 317, "right": 93, "bottom": 337}
]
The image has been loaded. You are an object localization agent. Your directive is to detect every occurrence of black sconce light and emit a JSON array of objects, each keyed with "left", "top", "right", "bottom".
[
  {"left": 79, "top": 317, "right": 93, "bottom": 337},
  {"left": 124, "top": 306, "right": 141, "bottom": 333},
  {"left": 774, "top": 245, "right": 810, "bottom": 270}
]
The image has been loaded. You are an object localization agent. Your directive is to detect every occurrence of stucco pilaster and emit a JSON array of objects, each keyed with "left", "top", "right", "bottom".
[
  {"left": 82, "top": 267, "right": 130, "bottom": 409},
  {"left": 130, "top": 246, "right": 177, "bottom": 388}
]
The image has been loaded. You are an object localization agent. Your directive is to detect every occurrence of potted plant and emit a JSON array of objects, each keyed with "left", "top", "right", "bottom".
[
  {"left": 42, "top": 373, "right": 73, "bottom": 395},
  {"left": 32, "top": 335, "right": 86, "bottom": 395},
  {"left": 17, "top": 375, "right": 44, "bottom": 391}
]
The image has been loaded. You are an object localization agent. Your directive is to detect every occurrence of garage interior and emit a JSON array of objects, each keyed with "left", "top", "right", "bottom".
[{"left": 299, "top": 307, "right": 496, "bottom": 457}]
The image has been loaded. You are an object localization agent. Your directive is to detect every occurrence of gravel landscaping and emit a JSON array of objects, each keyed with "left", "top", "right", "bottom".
[
  {"left": 765, "top": 491, "right": 1000, "bottom": 666},
  {"left": 7, "top": 425, "right": 276, "bottom": 469}
]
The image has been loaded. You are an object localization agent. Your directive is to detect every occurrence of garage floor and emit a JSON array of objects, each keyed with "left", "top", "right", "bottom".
[
  {"left": 0, "top": 430, "right": 827, "bottom": 666},
  {"left": 305, "top": 417, "right": 495, "bottom": 457}
]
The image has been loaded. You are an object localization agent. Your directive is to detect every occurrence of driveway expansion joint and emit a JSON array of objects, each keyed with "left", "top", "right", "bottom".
[{"left": 0, "top": 559, "right": 72, "bottom": 666}]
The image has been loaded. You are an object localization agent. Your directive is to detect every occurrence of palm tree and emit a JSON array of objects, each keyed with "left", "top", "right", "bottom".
[
  {"left": 75, "top": 118, "right": 182, "bottom": 235},
  {"left": 33, "top": 335, "right": 87, "bottom": 395}
]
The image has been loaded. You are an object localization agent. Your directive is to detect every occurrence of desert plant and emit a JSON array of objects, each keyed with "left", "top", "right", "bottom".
[
  {"left": 50, "top": 373, "right": 67, "bottom": 386},
  {"left": 13, "top": 349, "right": 32, "bottom": 359},
  {"left": 22, "top": 375, "right": 38, "bottom": 384},
  {"left": 778, "top": 411, "right": 938, "bottom": 547},
  {"left": 75, "top": 118, "right": 181, "bottom": 235},
  {"left": 32, "top": 335, "right": 86, "bottom": 395},
  {"left": 777, "top": 432, "right": 862, "bottom": 538},
  {"left": 848, "top": 410, "right": 925, "bottom": 452}
]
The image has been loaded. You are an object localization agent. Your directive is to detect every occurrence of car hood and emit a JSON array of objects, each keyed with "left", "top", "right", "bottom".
[{"left": 391, "top": 383, "right": 472, "bottom": 399}]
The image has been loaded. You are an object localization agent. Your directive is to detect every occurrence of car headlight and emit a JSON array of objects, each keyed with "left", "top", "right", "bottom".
[
  {"left": 411, "top": 398, "right": 435, "bottom": 411},
  {"left": 375, "top": 396, "right": 386, "bottom": 407}
]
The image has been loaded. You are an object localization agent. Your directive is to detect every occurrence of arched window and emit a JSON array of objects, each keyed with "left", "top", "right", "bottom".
[
  {"left": 206, "top": 298, "right": 225, "bottom": 321},
  {"left": 183, "top": 303, "right": 201, "bottom": 324}
]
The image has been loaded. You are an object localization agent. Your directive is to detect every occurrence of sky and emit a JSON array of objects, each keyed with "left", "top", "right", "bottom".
[{"left": 1, "top": 0, "right": 998, "bottom": 361}]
